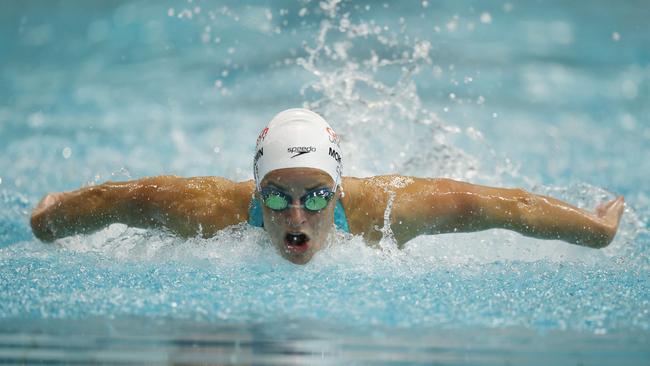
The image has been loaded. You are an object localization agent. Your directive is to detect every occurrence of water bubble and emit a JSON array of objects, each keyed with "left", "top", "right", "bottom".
[
  {"left": 413, "top": 40, "right": 431, "bottom": 60},
  {"left": 298, "top": 8, "right": 308, "bottom": 17},
  {"left": 612, "top": 32, "right": 621, "bottom": 42},
  {"left": 62, "top": 147, "right": 72, "bottom": 159},
  {"left": 213, "top": 146, "right": 221, "bottom": 154},
  {"left": 167, "top": 8, "right": 174, "bottom": 17},
  {"left": 0, "top": 177, "right": 2, "bottom": 185},
  {"left": 446, "top": 16, "right": 459, "bottom": 32},
  {"left": 177, "top": 9, "right": 193, "bottom": 19},
  {"left": 503, "top": 3, "right": 514, "bottom": 12},
  {"left": 421, "top": 0, "right": 428, "bottom": 7},
  {"left": 28, "top": 112, "right": 45, "bottom": 128},
  {"left": 480, "top": 12, "right": 492, "bottom": 24},
  {"left": 492, "top": 112, "right": 499, "bottom": 118}
]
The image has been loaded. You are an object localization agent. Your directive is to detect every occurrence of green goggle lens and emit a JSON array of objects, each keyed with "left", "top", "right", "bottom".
[
  {"left": 304, "top": 196, "right": 329, "bottom": 211},
  {"left": 263, "top": 194, "right": 289, "bottom": 210},
  {"left": 260, "top": 188, "right": 334, "bottom": 212}
]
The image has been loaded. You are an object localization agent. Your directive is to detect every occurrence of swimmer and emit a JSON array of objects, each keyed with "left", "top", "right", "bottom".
[{"left": 30, "top": 108, "right": 625, "bottom": 264}]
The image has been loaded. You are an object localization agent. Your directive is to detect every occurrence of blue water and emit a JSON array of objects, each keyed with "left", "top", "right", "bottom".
[{"left": 1, "top": 0, "right": 649, "bottom": 364}]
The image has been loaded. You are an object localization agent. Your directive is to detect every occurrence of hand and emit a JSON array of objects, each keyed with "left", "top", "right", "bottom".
[
  {"left": 595, "top": 196, "right": 625, "bottom": 239},
  {"left": 31, "top": 192, "right": 69, "bottom": 241}
]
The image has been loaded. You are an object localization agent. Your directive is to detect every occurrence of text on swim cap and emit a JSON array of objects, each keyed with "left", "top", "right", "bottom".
[
  {"left": 287, "top": 146, "right": 317, "bottom": 158},
  {"left": 328, "top": 147, "right": 341, "bottom": 164},
  {"left": 254, "top": 148, "right": 264, "bottom": 162}
]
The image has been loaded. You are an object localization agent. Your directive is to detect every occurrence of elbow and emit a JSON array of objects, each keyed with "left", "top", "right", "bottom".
[
  {"left": 589, "top": 233, "right": 615, "bottom": 249},
  {"left": 578, "top": 228, "right": 616, "bottom": 249}
]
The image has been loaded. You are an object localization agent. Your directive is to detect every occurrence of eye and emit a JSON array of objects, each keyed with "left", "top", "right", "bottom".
[
  {"left": 304, "top": 196, "right": 329, "bottom": 211},
  {"left": 263, "top": 193, "right": 288, "bottom": 210}
]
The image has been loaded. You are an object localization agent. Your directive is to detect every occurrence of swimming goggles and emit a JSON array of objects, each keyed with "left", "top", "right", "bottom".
[{"left": 260, "top": 187, "right": 335, "bottom": 212}]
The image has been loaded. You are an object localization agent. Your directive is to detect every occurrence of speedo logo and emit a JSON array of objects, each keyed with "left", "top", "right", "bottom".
[{"left": 288, "top": 146, "right": 316, "bottom": 158}]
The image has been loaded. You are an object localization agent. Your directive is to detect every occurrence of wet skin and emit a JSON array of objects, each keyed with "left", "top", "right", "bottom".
[
  {"left": 31, "top": 170, "right": 625, "bottom": 264},
  {"left": 259, "top": 168, "right": 338, "bottom": 265}
]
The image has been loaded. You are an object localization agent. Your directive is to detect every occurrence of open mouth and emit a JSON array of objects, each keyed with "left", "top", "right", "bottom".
[
  {"left": 286, "top": 232, "right": 309, "bottom": 246},
  {"left": 284, "top": 232, "right": 310, "bottom": 252}
]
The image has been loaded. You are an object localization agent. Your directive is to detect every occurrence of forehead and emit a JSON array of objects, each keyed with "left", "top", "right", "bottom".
[{"left": 261, "top": 168, "right": 333, "bottom": 190}]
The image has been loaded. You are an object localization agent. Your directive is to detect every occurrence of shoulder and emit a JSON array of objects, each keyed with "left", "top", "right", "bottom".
[
  {"left": 339, "top": 175, "right": 461, "bottom": 240},
  {"left": 151, "top": 176, "right": 254, "bottom": 196},
  {"left": 342, "top": 175, "right": 453, "bottom": 195},
  {"left": 135, "top": 176, "right": 255, "bottom": 211},
  {"left": 340, "top": 175, "right": 421, "bottom": 240}
]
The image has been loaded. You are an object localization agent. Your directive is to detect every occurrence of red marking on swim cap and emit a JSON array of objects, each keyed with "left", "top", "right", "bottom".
[
  {"left": 326, "top": 127, "right": 340, "bottom": 145},
  {"left": 256, "top": 127, "right": 269, "bottom": 146}
]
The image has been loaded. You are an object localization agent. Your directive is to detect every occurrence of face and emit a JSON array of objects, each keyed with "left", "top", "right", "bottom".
[{"left": 259, "top": 168, "right": 338, "bottom": 265}]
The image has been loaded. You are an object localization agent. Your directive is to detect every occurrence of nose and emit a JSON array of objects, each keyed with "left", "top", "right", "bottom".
[{"left": 285, "top": 201, "right": 307, "bottom": 228}]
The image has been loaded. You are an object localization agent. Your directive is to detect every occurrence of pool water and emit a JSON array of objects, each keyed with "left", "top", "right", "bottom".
[{"left": 1, "top": 0, "right": 649, "bottom": 364}]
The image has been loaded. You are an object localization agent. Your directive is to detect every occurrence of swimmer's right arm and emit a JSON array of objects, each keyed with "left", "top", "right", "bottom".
[{"left": 30, "top": 176, "right": 255, "bottom": 241}]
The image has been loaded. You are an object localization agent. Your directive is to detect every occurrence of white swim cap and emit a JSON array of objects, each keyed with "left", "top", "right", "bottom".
[{"left": 253, "top": 108, "right": 343, "bottom": 191}]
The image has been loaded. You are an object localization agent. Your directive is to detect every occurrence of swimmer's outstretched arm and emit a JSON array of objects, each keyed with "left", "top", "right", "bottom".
[
  {"left": 342, "top": 176, "right": 625, "bottom": 248},
  {"left": 30, "top": 176, "right": 255, "bottom": 241}
]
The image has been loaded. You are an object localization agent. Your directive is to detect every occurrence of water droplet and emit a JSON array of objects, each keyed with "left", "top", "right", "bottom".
[
  {"left": 28, "top": 112, "right": 45, "bottom": 128},
  {"left": 480, "top": 12, "right": 492, "bottom": 24}
]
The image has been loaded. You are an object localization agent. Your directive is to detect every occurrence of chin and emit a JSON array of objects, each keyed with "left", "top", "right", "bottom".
[
  {"left": 284, "top": 253, "right": 314, "bottom": 265},
  {"left": 276, "top": 232, "right": 322, "bottom": 264},
  {"left": 277, "top": 241, "right": 319, "bottom": 265}
]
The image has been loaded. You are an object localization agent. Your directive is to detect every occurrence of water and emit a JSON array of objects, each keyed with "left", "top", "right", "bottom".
[{"left": 1, "top": 0, "right": 649, "bottom": 364}]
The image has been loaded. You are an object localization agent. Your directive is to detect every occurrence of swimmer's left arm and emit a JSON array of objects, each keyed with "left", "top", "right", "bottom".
[
  {"left": 391, "top": 178, "right": 625, "bottom": 248},
  {"left": 344, "top": 176, "right": 625, "bottom": 248}
]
